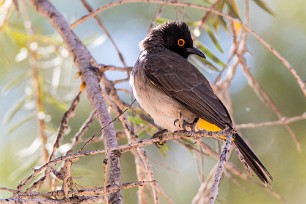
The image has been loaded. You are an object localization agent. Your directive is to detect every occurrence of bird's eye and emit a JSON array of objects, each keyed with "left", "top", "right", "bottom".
[{"left": 177, "top": 38, "right": 185, "bottom": 47}]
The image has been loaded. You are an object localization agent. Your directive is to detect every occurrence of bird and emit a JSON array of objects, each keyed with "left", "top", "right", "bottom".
[{"left": 130, "top": 21, "right": 272, "bottom": 185}]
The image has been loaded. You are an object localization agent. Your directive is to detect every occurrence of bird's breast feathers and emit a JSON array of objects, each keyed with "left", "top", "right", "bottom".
[{"left": 131, "top": 58, "right": 195, "bottom": 132}]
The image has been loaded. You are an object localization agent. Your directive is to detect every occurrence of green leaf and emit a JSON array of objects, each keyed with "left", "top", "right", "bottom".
[
  {"left": 195, "top": 41, "right": 225, "bottom": 68},
  {"left": 186, "top": 21, "right": 199, "bottom": 27},
  {"left": 202, "top": 60, "right": 223, "bottom": 72},
  {"left": 189, "top": 55, "right": 220, "bottom": 72},
  {"left": 159, "top": 144, "right": 169, "bottom": 157},
  {"left": 211, "top": 16, "right": 228, "bottom": 32},
  {"left": 4, "top": 25, "right": 60, "bottom": 47},
  {"left": 252, "top": 0, "right": 274, "bottom": 15},
  {"left": 226, "top": 0, "right": 241, "bottom": 19},
  {"left": 5, "top": 27, "right": 33, "bottom": 48},
  {"left": 156, "top": 18, "right": 200, "bottom": 28},
  {"left": 7, "top": 115, "right": 35, "bottom": 134},
  {"left": 204, "top": 25, "right": 223, "bottom": 53},
  {"left": 46, "top": 95, "right": 68, "bottom": 111},
  {"left": 155, "top": 17, "right": 170, "bottom": 25},
  {"left": 182, "top": 138, "right": 196, "bottom": 147},
  {"left": 1, "top": 71, "right": 31, "bottom": 94},
  {"left": 215, "top": 0, "right": 226, "bottom": 11},
  {"left": 3, "top": 95, "right": 32, "bottom": 125},
  {"left": 128, "top": 114, "right": 145, "bottom": 126}
]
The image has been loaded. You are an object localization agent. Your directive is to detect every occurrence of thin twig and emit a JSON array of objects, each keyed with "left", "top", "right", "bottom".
[
  {"left": 80, "top": 0, "right": 127, "bottom": 68},
  {"left": 100, "top": 86, "right": 161, "bottom": 204},
  {"left": 236, "top": 112, "right": 306, "bottom": 129},
  {"left": 147, "top": 4, "right": 165, "bottom": 33},
  {"left": 194, "top": 0, "right": 222, "bottom": 38},
  {"left": 239, "top": 54, "right": 301, "bottom": 151},
  {"left": 71, "top": 111, "right": 95, "bottom": 146},
  {"left": 80, "top": 99, "right": 136, "bottom": 151},
  {"left": 192, "top": 163, "right": 217, "bottom": 204},
  {"left": 17, "top": 129, "right": 229, "bottom": 191},
  {"left": 195, "top": 139, "right": 248, "bottom": 180},
  {"left": 99, "top": 65, "right": 132, "bottom": 73},
  {"left": 25, "top": 92, "right": 82, "bottom": 192},
  {"left": 1, "top": 181, "right": 155, "bottom": 204},
  {"left": 209, "top": 131, "right": 232, "bottom": 204},
  {"left": 49, "top": 92, "right": 82, "bottom": 162}
]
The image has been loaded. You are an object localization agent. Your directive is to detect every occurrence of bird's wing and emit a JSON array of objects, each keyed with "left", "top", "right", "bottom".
[{"left": 144, "top": 48, "right": 232, "bottom": 128}]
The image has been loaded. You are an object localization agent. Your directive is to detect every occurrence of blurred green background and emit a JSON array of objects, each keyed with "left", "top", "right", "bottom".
[{"left": 1, "top": 0, "right": 306, "bottom": 203}]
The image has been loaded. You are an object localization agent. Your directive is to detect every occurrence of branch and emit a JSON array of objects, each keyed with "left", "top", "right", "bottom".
[
  {"left": 209, "top": 131, "right": 232, "bottom": 204},
  {"left": 1, "top": 181, "right": 154, "bottom": 204},
  {"left": 100, "top": 87, "right": 161, "bottom": 203},
  {"left": 28, "top": 0, "right": 122, "bottom": 203},
  {"left": 236, "top": 112, "right": 306, "bottom": 129},
  {"left": 80, "top": 0, "right": 127, "bottom": 67},
  {"left": 16, "top": 129, "right": 231, "bottom": 192}
]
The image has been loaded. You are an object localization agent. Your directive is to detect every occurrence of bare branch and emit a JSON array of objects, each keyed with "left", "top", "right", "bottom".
[
  {"left": 28, "top": 0, "right": 122, "bottom": 202},
  {"left": 49, "top": 92, "right": 82, "bottom": 162},
  {"left": 239, "top": 45, "right": 301, "bottom": 152},
  {"left": 80, "top": 0, "right": 127, "bottom": 67},
  {"left": 209, "top": 131, "right": 232, "bottom": 204},
  {"left": 236, "top": 112, "right": 306, "bottom": 129},
  {"left": 71, "top": 111, "right": 95, "bottom": 146},
  {"left": 100, "top": 85, "right": 161, "bottom": 204},
  {"left": 1, "top": 181, "right": 154, "bottom": 204}
]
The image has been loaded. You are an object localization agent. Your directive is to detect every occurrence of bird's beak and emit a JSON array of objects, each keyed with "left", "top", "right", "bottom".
[{"left": 186, "top": 47, "right": 206, "bottom": 59}]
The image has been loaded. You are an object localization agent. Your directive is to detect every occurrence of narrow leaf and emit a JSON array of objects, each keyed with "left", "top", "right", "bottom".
[
  {"left": 191, "top": 55, "right": 221, "bottom": 72},
  {"left": 204, "top": 25, "right": 223, "bottom": 53},
  {"left": 202, "top": 59, "right": 223, "bottom": 72},
  {"left": 3, "top": 95, "right": 31, "bottom": 125},
  {"left": 155, "top": 17, "right": 170, "bottom": 25},
  {"left": 7, "top": 115, "right": 35, "bottom": 134},
  {"left": 226, "top": 1, "right": 241, "bottom": 19},
  {"left": 46, "top": 95, "right": 68, "bottom": 111},
  {"left": 2, "top": 71, "right": 31, "bottom": 94},
  {"left": 252, "top": 0, "right": 274, "bottom": 15},
  {"left": 159, "top": 144, "right": 169, "bottom": 157},
  {"left": 195, "top": 41, "right": 225, "bottom": 68},
  {"left": 186, "top": 21, "right": 199, "bottom": 27},
  {"left": 211, "top": 16, "right": 228, "bottom": 32}
]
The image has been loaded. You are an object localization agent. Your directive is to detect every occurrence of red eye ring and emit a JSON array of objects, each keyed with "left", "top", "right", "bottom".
[{"left": 177, "top": 38, "right": 185, "bottom": 47}]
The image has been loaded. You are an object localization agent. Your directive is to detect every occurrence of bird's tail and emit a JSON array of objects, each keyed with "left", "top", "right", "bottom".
[
  {"left": 195, "top": 118, "right": 272, "bottom": 185},
  {"left": 233, "top": 133, "right": 273, "bottom": 185}
]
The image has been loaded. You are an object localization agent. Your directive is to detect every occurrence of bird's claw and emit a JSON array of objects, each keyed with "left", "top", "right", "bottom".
[
  {"left": 174, "top": 110, "right": 195, "bottom": 131},
  {"left": 152, "top": 129, "right": 168, "bottom": 148}
]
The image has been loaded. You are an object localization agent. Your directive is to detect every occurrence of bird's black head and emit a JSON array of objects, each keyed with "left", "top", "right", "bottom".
[{"left": 140, "top": 21, "right": 206, "bottom": 59}]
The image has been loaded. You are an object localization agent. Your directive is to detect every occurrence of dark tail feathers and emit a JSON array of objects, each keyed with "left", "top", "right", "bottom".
[{"left": 234, "top": 133, "right": 273, "bottom": 185}]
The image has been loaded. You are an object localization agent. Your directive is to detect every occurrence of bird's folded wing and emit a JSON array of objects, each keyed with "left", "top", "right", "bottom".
[{"left": 144, "top": 48, "right": 232, "bottom": 128}]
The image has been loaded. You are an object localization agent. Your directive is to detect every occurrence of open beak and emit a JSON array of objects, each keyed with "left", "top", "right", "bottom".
[{"left": 186, "top": 47, "right": 206, "bottom": 59}]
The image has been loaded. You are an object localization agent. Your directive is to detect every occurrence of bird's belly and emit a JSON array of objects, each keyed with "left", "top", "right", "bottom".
[{"left": 130, "top": 75, "right": 195, "bottom": 132}]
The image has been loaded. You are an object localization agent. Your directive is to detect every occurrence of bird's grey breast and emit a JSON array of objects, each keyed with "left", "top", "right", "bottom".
[{"left": 130, "top": 51, "right": 195, "bottom": 132}]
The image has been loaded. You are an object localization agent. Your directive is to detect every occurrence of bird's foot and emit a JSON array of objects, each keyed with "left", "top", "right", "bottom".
[
  {"left": 152, "top": 129, "right": 168, "bottom": 148},
  {"left": 174, "top": 110, "right": 183, "bottom": 129},
  {"left": 174, "top": 111, "right": 195, "bottom": 131}
]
